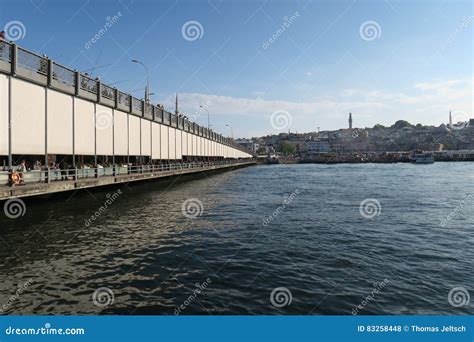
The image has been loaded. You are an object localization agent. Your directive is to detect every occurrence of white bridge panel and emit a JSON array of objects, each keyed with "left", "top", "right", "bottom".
[
  {"left": 197, "top": 136, "right": 202, "bottom": 156},
  {"left": 0, "top": 75, "right": 9, "bottom": 156},
  {"left": 11, "top": 79, "right": 45, "bottom": 155},
  {"left": 176, "top": 130, "right": 182, "bottom": 160},
  {"left": 129, "top": 115, "right": 140, "bottom": 156},
  {"left": 47, "top": 89, "right": 73, "bottom": 155},
  {"left": 114, "top": 110, "right": 128, "bottom": 156},
  {"left": 96, "top": 104, "right": 113, "bottom": 156},
  {"left": 192, "top": 134, "right": 197, "bottom": 156},
  {"left": 141, "top": 119, "right": 151, "bottom": 156},
  {"left": 169, "top": 127, "right": 176, "bottom": 160},
  {"left": 74, "top": 98, "right": 95, "bottom": 155},
  {"left": 186, "top": 133, "right": 192, "bottom": 156},
  {"left": 160, "top": 125, "right": 169, "bottom": 159},
  {"left": 152, "top": 122, "right": 161, "bottom": 159},
  {"left": 182, "top": 131, "right": 188, "bottom": 156}
]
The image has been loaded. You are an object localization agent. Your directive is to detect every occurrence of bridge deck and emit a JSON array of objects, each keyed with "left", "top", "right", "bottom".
[{"left": 0, "top": 162, "right": 256, "bottom": 201}]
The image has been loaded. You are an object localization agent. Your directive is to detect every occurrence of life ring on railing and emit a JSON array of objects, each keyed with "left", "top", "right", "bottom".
[{"left": 11, "top": 171, "right": 21, "bottom": 185}]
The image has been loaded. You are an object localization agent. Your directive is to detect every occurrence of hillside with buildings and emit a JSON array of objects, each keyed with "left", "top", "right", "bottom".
[{"left": 235, "top": 113, "right": 474, "bottom": 161}]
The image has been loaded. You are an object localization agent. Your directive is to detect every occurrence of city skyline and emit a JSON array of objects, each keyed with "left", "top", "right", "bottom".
[{"left": 1, "top": 0, "right": 472, "bottom": 138}]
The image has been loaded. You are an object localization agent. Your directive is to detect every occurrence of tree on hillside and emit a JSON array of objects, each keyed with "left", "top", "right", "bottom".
[
  {"left": 280, "top": 142, "right": 296, "bottom": 156},
  {"left": 373, "top": 124, "right": 385, "bottom": 129},
  {"left": 391, "top": 120, "right": 412, "bottom": 129}
]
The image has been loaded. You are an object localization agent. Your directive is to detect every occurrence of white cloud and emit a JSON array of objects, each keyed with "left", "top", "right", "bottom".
[{"left": 159, "top": 78, "right": 472, "bottom": 137}]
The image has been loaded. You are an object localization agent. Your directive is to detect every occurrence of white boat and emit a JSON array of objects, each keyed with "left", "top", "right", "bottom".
[{"left": 411, "top": 152, "right": 434, "bottom": 164}]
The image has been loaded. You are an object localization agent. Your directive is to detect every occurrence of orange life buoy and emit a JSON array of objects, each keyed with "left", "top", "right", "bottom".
[{"left": 11, "top": 171, "right": 21, "bottom": 184}]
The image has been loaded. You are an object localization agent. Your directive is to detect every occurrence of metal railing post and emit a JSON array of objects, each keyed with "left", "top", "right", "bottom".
[
  {"left": 97, "top": 80, "right": 101, "bottom": 103},
  {"left": 47, "top": 59, "right": 53, "bottom": 87},
  {"left": 74, "top": 71, "right": 80, "bottom": 96},
  {"left": 10, "top": 44, "right": 17, "bottom": 75},
  {"left": 114, "top": 88, "right": 118, "bottom": 109}
]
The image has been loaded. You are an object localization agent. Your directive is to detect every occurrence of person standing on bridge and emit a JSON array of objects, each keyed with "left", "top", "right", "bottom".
[{"left": 17, "top": 160, "right": 27, "bottom": 183}]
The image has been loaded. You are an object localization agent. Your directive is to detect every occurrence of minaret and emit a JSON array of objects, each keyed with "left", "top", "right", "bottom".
[
  {"left": 449, "top": 110, "right": 452, "bottom": 127},
  {"left": 349, "top": 112, "right": 353, "bottom": 129},
  {"left": 175, "top": 93, "right": 179, "bottom": 115}
]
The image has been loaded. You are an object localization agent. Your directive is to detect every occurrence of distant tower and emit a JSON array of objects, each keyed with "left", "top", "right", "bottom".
[
  {"left": 349, "top": 113, "right": 353, "bottom": 129},
  {"left": 449, "top": 110, "right": 452, "bottom": 127},
  {"left": 175, "top": 93, "right": 179, "bottom": 115}
]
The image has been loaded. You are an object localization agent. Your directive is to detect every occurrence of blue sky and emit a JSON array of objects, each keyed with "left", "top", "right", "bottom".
[{"left": 1, "top": 0, "right": 472, "bottom": 138}]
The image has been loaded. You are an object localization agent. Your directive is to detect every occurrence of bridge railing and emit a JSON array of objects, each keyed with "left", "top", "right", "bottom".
[
  {"left": 0, "top": 39, "right": 253, "bottom": 156},
  {"left": 52, "top": 62, "right": 75, "bottom": 93},
  {"left": 1, "top": 160, "right": 253, "bottom": 186}
]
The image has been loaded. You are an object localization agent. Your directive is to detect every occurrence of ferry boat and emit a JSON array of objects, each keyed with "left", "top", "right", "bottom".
[
  {"left": 411, "top": 152, "right": 435, "bottom": 164},
  {"left": 265, "top": 154, "right": 280, "bottom": 164}
]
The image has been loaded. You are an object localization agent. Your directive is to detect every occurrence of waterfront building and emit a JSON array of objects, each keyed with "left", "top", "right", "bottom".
[
  {"left": 302, "top": 140, "right": 331, "bottom": 154},
  {"left": 235, "top": 138, "right": 257, "bottom": 153}
]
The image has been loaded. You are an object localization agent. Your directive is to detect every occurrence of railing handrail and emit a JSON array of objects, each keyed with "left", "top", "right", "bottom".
[{"left": 1, "top": 160, "right": 254, "bottom": 186}]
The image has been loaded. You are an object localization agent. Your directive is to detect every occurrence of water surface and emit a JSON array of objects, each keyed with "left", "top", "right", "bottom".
[{"left": 0, "top": 163, "right": 473, "bottom": 315}]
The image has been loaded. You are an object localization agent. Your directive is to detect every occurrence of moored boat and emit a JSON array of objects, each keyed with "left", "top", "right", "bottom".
[{"left": 411, "top": 152, "right": 434, "bottom": 164}]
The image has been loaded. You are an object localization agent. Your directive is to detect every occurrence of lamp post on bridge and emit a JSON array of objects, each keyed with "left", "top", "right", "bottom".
[
  {"left": 131, "top": 59, "right": 150, "bottom": 103},
  {"left": 225, "top": 124, "right": 234, "bottom": 140},
  {"left": 199, "top": 105, "right": 210, "bottom": 129}
]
